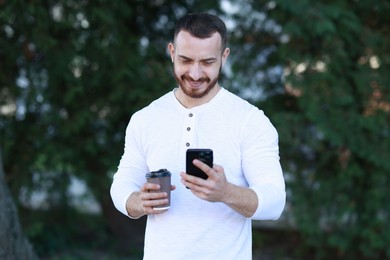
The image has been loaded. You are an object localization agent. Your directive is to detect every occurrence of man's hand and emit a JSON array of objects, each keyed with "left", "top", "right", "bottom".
[
  {"left": 180, "top": 159, "right": 228, "bottom": 202},
  {"left": 126, "top": 183, "right": 176, "bottom": 218},
  {"left": 180, "top": 159, "right": 258, "bottom": 218}
]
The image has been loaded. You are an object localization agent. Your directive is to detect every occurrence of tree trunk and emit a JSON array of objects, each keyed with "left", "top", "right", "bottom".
[{"left": 0, "top": 148, "right": 38, "bottom": 260}]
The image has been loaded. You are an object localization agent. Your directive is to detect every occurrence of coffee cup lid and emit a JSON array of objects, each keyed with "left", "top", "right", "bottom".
[{"left": 146, "top": 169, "right": 171, "bottom": 178}]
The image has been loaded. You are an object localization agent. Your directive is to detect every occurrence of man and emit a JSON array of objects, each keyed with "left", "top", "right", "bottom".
[{"left": 110, "top": 13, "right": 286, "bottom": 259}]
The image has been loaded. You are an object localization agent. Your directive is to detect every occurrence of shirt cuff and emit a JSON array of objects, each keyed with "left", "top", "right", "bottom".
[{"left": 250, "top": 184, "right": 286, "bottom": 220}]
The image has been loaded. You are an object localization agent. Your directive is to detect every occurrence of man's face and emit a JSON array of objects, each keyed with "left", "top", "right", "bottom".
[{"left": 168, "top": 31, "right": 229, "bottom": 99}]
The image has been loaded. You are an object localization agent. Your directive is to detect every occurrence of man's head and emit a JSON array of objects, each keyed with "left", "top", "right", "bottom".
[
  {"left": 173, "top": 13, "right": 228, "bottom": 53},
  {"left": 168, "top": 13, "right": 230, "bottom": 104}
]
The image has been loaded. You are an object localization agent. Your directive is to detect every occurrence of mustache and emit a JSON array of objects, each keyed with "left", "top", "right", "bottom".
[{"left": 181, "top": 74, "right": 210, "bottom": 83}]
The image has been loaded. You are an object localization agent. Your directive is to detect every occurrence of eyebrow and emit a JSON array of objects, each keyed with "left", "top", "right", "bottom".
[{"left": 178, "top": 55, "right": 217, "bottom": 63}]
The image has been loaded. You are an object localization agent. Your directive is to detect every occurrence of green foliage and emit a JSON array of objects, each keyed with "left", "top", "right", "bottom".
[
  {"left": 0, "top": 0, "right": 223, "bottom": 256},
  {"left": 1, "top": 0, "right": 389, "bottom": 258},
  {"left": 20, "top": 206, "right": 132, "bottom": 258},
  {"left": 250, "top": 0, "right": 390, "bottom": 258}
]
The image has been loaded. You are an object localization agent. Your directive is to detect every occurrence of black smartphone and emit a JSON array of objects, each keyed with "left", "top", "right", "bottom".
[{"left": 186, "top": 148, "right": 213, "bottom": 180}]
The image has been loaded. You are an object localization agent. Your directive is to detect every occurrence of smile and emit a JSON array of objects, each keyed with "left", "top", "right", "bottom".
[{"left": 188, "top": 80, "right": 204, "bottom": 88}]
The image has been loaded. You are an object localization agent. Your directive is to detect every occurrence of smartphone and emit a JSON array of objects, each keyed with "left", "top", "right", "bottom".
[{"left": 186, "top": 148, "right": 213, "bottom": 180}]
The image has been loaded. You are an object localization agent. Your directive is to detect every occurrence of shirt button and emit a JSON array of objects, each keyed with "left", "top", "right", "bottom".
[
  {"left": 187, "top": 127, "right": 191, "bottom": 131},
  {"left": 186, "top": 142, "right": 190, "bottom": 147},
  {"left": 189, "top": 113, "right": 193, "bottom": 117}
]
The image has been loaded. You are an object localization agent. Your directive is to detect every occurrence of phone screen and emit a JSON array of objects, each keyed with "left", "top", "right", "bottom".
[{"left": 186, "top": 149, "right": 213, "bottom": 180}]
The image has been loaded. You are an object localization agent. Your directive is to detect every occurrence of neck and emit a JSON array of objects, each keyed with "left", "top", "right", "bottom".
[{"left": 175, "top": 85, "right": 221, "bottom": 109}]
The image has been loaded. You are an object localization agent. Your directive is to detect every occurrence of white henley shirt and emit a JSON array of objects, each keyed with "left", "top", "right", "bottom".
[{"left": 110, "top": 87, "right": 286, "bottom": 260}]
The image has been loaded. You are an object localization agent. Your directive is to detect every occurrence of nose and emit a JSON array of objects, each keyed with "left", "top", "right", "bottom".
[{"left": 188, "top": 63, "right": 202, "bottom": 81}]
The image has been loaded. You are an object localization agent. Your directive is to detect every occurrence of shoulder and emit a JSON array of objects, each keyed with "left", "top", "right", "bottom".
[
  {"left": 132, "top": 91, "right": 173, "bottom": 119},
  {"left": 219, "top": 88, "right": 265, "bottom": 118},
  {"left": 219, "top": 89, "right": 276, "bottom": 134}
]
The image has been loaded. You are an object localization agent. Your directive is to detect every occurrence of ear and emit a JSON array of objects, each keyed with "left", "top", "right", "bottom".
[
  {"left": 221, "top": 47, "right": 230, "bottom": 66},
  {"left": 168, "top": 42, "right": 175, "bottom": 63}
]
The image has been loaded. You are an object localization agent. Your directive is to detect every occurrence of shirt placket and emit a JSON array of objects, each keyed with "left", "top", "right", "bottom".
[{"left": 183, "top": 111, "right": 196, "bottom": 149}]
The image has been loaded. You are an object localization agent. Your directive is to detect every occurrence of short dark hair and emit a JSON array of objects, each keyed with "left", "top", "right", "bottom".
[{"left": 173, "top": 13, "right": 227, "bottom": 51}]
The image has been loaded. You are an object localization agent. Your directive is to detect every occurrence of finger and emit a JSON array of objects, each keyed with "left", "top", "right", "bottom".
[
  {"left": 145, "top": 207, "right": 168, "bottom": 215},
  {"left": 212, "top": 163, "right": 223, "bottom": 173},
  {"left": 142, "top": 197, "right": 169, "bottom": 210},
  {"left": 140, "top": 191, "right": 168, "bottom": 201},
  {"left": 190, "top": 190, "right": 208, "bottom": 200},
  {"left": 188, "top": 181, "right": 216, "bottom": 201},
  {"left": 180, "top": 175, "right": 193, "bottom": 189},
  {"left": 142, "top": 183, "right": 161, "bottom": 192},
  {"left": 192, "top": 159, "right": 214, "bottom": 177},
  {"left": 180, "top": 172, "right": 207, "bottom": 188}
]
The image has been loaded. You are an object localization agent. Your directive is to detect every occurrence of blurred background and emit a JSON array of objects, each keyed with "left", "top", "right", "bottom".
[{"left": 1, "top": 0, "right": 389, "bottom": 259}]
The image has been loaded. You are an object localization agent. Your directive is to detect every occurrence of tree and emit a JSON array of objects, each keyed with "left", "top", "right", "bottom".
[
  {"left": 2, "top": 0, "right": 389, "bottom": 258},
  {"left": 0, "top": 148, "right": 38, "bottom": 260},
  {"left": 0, "top": 0, "right": 222, "bottom": 256},
  {"left": 226, "top": 0, "right": 390, "bottom": 258}
]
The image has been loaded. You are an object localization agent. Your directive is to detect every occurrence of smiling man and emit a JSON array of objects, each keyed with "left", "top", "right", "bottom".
[
  {"left": 169, "top": 28, "right": 229, "bottom": 103},
  {"left": 110, "top": 13, "right": 286, "bottom": 260}
]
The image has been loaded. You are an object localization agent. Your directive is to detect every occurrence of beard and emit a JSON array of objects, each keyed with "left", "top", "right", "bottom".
[{"left": 174, "top": 66, "right": 221, "bottom": 99}]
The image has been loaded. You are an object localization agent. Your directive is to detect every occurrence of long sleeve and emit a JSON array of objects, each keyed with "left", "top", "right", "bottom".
[
  {"left": 240, "top": 109, "right": 286, "bottom": 220},
  {"left": 110, "top": 115, "right": 148, "bottom": 217}
]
